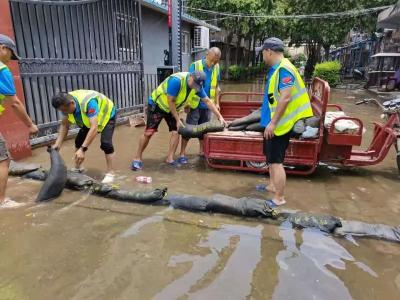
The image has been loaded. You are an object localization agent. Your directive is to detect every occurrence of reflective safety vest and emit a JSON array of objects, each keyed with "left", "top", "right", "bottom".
[
  {"left": 67, "top": 90, "right": 114, "bottom": 132},
  {"left": 0, "top": 62, "right": 9, "bottom": 116},
  {"left": 151, "top": 72, "right": 199, "bottom": 113},
  {"left": 191, "top": 60, "right": 220, "bottom": 103},
  {"left": 268, "top": 58, "right": 313, "bottom": 136}
]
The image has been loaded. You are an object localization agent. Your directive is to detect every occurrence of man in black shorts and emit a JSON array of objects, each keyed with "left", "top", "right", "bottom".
[
  {"left": 257, "top": 38, "right": 313, "bottom": 207},
  {"left": 131, "top": 71, "right": 226, "bottom": 170},
  {"left": 51, "top": 90, "right": 117, "bottom": 184}
]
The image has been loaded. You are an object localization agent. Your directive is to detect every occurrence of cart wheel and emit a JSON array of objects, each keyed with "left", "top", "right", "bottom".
[{"left": 245, "top": 161, "right": 268, "bottom": 169}]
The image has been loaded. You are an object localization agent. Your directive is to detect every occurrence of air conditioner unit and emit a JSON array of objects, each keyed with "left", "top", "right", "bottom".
[{"left": 194, "top": 26, "right": 209, "bottom": 49}]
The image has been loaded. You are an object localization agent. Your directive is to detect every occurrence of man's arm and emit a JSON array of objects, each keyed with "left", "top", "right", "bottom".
[
  {"left": 264, "top": 87, "right": 292, "bottom": 139},
  {"left": 74, "top": 117, "right": 98, "bottom": 165},
  {"left": 215, "top": 85, "right": 221, "bottom": 109},
  {"left": 203, "top": 97, "right": 227, "bottom": 127},
  {"left": 53, "top": 116, "right": 70, "bottom": 150},
  {"left": 4, "top": 95, "right": 38, "bottom": 133},
  {"left": 81, "top": 117, "right": 98, "bottom": 148},
  {"left": 167, "top": 95, "right": 184, "bottom": 128}
]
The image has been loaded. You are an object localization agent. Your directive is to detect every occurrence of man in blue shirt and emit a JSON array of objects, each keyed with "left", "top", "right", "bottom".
[
  {"left": 0, "top": 34, "right": 38, "bottom": 208},
  {"left": 178, "top": 47, "right": 222, "bottom": 163},
  {"left": 131, "top": 71, "right": 226, "bottom": 170},
  {"left": 258, "top": 37, "right": 296, "bottom": 208},
  {"left": 51, "top": 90, "right": 117, "bottom": 184}
]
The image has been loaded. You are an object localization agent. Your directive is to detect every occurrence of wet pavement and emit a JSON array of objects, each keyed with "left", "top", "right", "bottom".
[{"left": 1, "top": 81, "right": 400, "bottom": 299}]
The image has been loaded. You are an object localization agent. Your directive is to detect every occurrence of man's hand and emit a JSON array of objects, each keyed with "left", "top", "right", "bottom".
[
  {"left": 264, "top": 122, "right": 276, "bottom": 140},
  {"left": 218, "top": 116, "right": 228, "bottom": 127},
  {"left": 52, "top": 143, "right": 61, "bottom": 151},
  {"left": 176, "top": 118, "right": 185, "bottom": 129},
  {"left": 28, "top": 124, "right": 39, "bottom": 135},
  {"left": 74, "top": 148, "right": 85, "bottom": 165}
]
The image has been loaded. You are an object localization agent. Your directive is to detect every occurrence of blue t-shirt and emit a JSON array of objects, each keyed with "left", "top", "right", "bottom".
[
  {"left": 189, "top": 60, "right": 221, "bottom": 109},
  {"left": 0, "top": 67, "right": 16, "bottom": 96},
  {"left": 149, "top": 75, "right": 207, "bottom": 107},
  {"left": 71, "top": 98, "right": 116, "bottom": 127},
  {"left": 260, "top": 62, "right": 295, "bottom": 127}
]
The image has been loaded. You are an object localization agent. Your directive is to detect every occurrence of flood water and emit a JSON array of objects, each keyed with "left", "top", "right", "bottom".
[{"left": 1, "top": 81, "right": 400, "bottom": 300}]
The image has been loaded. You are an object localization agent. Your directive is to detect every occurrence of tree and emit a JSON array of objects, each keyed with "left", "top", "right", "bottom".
[
  {"left": 187, "top": 0, "right": 274, "bottom": 71},
  {"left": 281, "top": 0, "right": 394, "bottom": 78}
]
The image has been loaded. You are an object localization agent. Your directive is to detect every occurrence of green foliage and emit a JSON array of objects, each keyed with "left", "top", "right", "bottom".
[
  {"left": 283, "top": 49, "right": 292, "bottom": 60},
  {"left": 228, "top": 65, "right": 245, "bottom": 80},
  {"left": 313, "top": 61, "right": 342, "bottom": 87},
  {"left": 292, "top": 53, "right": 307, "bottom": 68},
  {"left": 228, "top": 64, "right": 265, "bottom": 81}
]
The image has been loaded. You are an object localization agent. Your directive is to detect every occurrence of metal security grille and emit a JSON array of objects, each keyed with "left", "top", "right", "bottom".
[{"left": 9, "top": 0, "right": 144, "bottom": 140}]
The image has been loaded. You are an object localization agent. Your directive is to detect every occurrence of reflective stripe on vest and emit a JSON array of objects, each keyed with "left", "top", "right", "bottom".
[
  {"left": 268, "top": 58, "right": 313, "bottom": 136},
  {"left": 0, "top": 62, "right": 8, "bottom": 115},
  {"left": 67, "top": 90, "right": 114, "bottom": 132},
  {"left": 191, "top": 60, "right": 219, "bottom": 104},
  {"left": 151, "top": 72, "right": 198, "bottom": 113}
]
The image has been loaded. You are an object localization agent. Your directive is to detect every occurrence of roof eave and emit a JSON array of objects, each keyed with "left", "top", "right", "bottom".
[{"left": 141, "top": 1, "right": 220, "bottom": 31}]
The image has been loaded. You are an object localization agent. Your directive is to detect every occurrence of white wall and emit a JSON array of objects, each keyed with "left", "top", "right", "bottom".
[{"left": 141, "top": 7, "right": 194, "bottom": 74}]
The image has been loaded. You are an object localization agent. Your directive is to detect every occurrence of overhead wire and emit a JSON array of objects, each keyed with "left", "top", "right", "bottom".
[{"left": 183, "top": 5, "right": 391, "bottom": 20}]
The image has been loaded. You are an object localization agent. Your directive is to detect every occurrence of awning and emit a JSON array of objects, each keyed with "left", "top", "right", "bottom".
[{"left": 377, "top": 1, "right": 400, "bottom": 29}]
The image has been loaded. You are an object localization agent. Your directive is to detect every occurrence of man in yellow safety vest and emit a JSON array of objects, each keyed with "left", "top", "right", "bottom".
[
  {"left": 0, "top": 34, "right": 38, "bottom": 208},
  {"left": 51, "top": 90, "right": 117, "bottom": 184},
  {"left": 178, "top": 47, "right": 221, "bottom": 163},
  {"left": 131, "top": 70, "right": 227, "bottom": 170},
  {"left": 257, "top": 37, "right": 313, "bottom": 207}
]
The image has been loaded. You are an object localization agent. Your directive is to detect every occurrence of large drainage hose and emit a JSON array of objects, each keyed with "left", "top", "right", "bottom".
[
  {"left": 36, "top": 147, "right": 67, "bottom": 202},
  {"left": 178, "top": 120, "right": 225, "bottom": 139},
  {"left": 8, "top": 161, "right": 400, "bottom": 243}
]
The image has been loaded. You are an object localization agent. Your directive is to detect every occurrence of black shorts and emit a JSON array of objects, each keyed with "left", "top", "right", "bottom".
[
  {"left": 263, "top": 130, "right": 292, "bottom": 164},
  {"left": 75, "top": 117, "right": 116, "bottom": 154},
  {"left": 146, "top": 104, "right": 177, "bottom": 133}
]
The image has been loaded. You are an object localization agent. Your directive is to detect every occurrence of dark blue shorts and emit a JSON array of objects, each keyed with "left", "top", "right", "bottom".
[{"left": 186, "top": 107, "right": 211, "bottom": 125}]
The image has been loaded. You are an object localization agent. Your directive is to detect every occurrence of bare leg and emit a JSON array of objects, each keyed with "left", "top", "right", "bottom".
[
  {"left": 0, "top": 159, "right": 9, "bottom": 203},
  {"left": 105, "top": 153, "right": 115, "bottom": 174},
  {"left": 270, "top": 163, "right": 286, "bottom": 204},
  {"left": 134, "top": 133, "right": 152, "bottom": 161},
  {"left": 267, "top": 166, "right": 276, "bottom": 193},
  {"left": 179, "top": 138, "right": 189, "bottom": 157},
  {"left": 166, "top": 131, "right": 180, "bottom": 163}
]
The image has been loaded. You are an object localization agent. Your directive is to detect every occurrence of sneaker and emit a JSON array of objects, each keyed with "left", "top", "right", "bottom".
[
  {"left": 101, "top": 173, "right": 115, "bottom": 184},
  {"left": 0, "top": 198, "right": 26, "bottom": 209},
  {"left": 177, "top": 156, "right": 189, "bottom": 164},
  {"left": 131, "top": 160, "right": 143, "bottom": 171},
  {"left": 167, "top": 160, "right": 181, "bottom": 168}
]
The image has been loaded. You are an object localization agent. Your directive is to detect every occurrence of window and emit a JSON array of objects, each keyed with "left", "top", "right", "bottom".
[
  {"left": 182, "top": 31, "right": 190, "bottom": 54},
  {"left": 115, "top": 12, "right": 138, "bottom": 55}
]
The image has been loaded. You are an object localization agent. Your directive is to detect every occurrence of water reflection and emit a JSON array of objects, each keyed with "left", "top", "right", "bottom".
[
  {"left": 273, "top": 222, "right": 377, "bottom": 300},
  {"left": 154, "top": 224, "right": 263, "bottom": 300}
]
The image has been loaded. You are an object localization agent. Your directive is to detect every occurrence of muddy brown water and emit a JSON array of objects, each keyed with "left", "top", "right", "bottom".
[{"left": 1, "top": 81, "right": 400, "bottom": 299}]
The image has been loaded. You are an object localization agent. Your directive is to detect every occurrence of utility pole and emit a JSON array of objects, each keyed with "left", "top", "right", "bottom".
[
  {"left": 168, "top": 0, "right": 172, "bottom": 65},
  {"left": 171, "top": 0, "right": 182, "bottom": 70}
]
